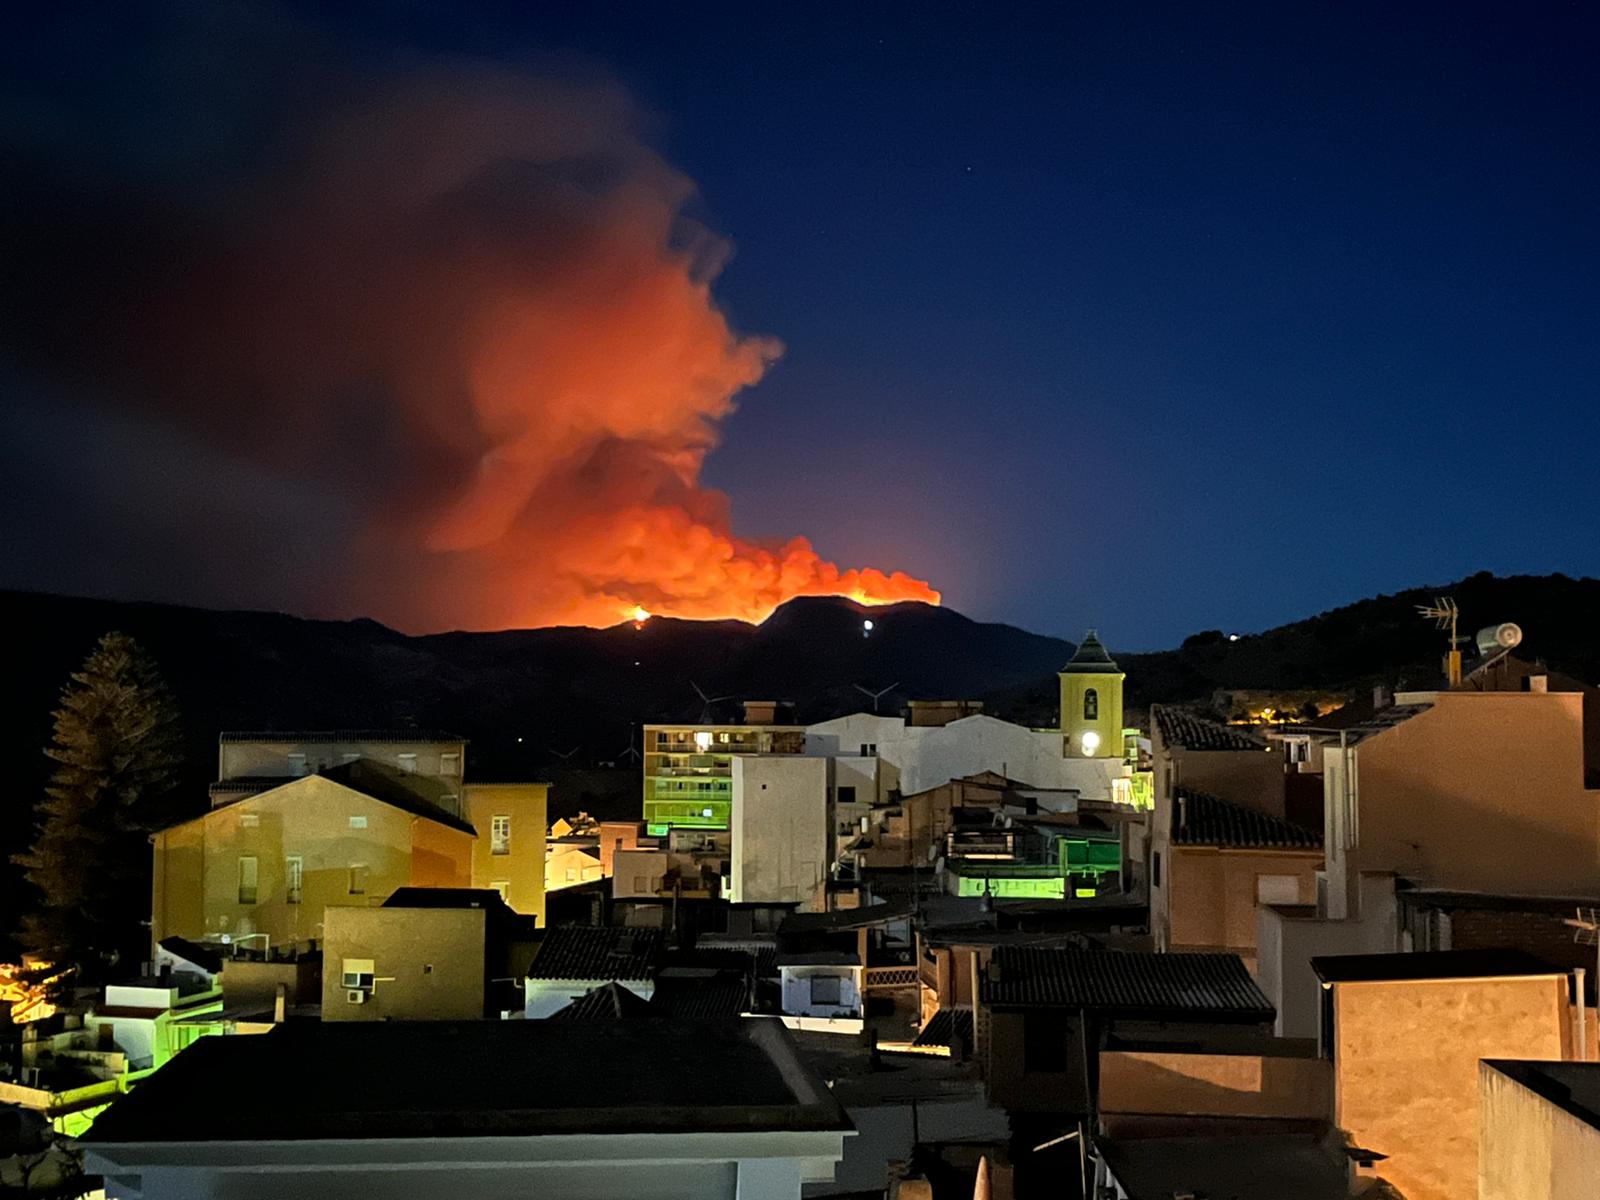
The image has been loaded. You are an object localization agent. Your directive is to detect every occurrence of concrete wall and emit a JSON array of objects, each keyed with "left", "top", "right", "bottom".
[
  {"left": 731, "top": 756, "right": 832, "bottom": 908},
  {"left": 1332, "top": 974, "right": 1572, "bottom": 1200},
  {"left": 1254, "top": 873, "right": 1397, "bottom": 1038},
  {"left": 612, "top": 848, "right": 670, "bottom": 899},
  {"left": 150, "top": 776, "right": 473, "bottom": 951},
  {"left": 1099, "top": 1050, "right": 1331, "bottom": 1122},
  {"left": 1480, "top": 1061, "right": 1600, "bottom": 1200},
  {"left": 1328, "top": 694, "right": 1598, "bottom": 917},
  {"left": 465, "top": 783, "right": 547, "bottom": 925},
  {"left": 1164, "top": 846, "right": 1322, "bottom": 962},
  {"left": 322, "top": 907, "right": 485, "bottom": 1021},
  {"left": 779, "top": 965, "right": 862, "bottom": 1018}
]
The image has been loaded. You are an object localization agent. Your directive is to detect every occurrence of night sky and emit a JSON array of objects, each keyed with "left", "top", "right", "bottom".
[{"left": 4, "top": 3, "right": 1597, "bottom": 647}]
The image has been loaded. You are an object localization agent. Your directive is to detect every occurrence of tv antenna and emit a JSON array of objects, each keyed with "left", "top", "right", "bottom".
[
  {"left": 1416, "top": 596, "right": 1467, "bottom": 686},
  {"left": 853, "top": 682, "right": 901, "bottom": 714},
  {"left": 690, "top": 681, "right": 735, "bottom": 723}
]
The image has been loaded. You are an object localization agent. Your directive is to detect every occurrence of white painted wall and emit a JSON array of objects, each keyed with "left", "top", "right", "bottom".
[
  {"left": 779, "top": 966, "right": 862, "bottom": 1018},
  {"left": 807, "top": 713, "right": 1125, "bottom": 799},
  {"left": 731, "top": 757, "right": 832, "bottom": 908},
  {"left": 1255, "top": 872, "right": 1397, "bottom": 1038}
]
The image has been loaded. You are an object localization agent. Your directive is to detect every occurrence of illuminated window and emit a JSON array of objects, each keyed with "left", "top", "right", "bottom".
[
  {"left": 237, "top": 856, "right": 258, "bottom": 905},
  {"left": 397, "top": 753, "right": 418, "bottom": 774},
  {"left": 348, "top": 864, "right": 368, "bottom": 895},
  {"left": 440, "top": 752, "right": 460, "bottom": 776},
  {"left": 348, "top": 815, "right": 367, "bottom": 829},
  {"left": 810, "top": 975, "right": 842, "bottom": 1005},
  {"left": 491, "top": 815, "right": 511, "bottom": 855},
  {"left": 1084, "top": 689, "right": 1099, "bottom": 721},
  {"left": 718, "top": 732, "right": 731, "bottom": 744},
  {"left": 285, "top": 856, "right": 303, "bottom": 904}
]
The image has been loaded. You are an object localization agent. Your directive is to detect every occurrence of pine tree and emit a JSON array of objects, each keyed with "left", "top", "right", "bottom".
[{"left": 14, "top": 632, "right": 184, "bottom": 977}]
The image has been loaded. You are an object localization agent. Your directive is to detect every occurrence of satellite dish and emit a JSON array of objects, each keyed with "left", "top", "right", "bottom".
[{"left": 1475, "top": 623, "right": 1523, "bottom": 657}]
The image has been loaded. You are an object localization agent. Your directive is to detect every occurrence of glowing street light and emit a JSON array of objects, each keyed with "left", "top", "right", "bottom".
[{"left": 1080, "top": 731, "right": 1101, "bottom": 756}]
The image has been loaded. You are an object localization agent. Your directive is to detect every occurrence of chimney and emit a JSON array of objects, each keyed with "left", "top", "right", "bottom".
[
  {"left": 1527, "top": 674, "right": 1549, "bottom": 694},
  {"left": 273, "top": 982, "right": 288, "bottom": 1024}
]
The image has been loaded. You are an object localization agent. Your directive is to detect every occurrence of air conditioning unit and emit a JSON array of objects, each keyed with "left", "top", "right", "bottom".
[{"left": 346, "top": 989, "right": 367, "bottom": 1004}]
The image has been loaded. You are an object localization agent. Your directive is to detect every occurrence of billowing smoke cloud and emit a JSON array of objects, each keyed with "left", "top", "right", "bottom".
[{"left": 0, "top": 7, "right": 937, "bottom": 630}]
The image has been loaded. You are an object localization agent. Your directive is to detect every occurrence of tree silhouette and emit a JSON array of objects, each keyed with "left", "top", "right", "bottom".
[{"left": 14, "top": 632, "right": 184, "bottom": 977}]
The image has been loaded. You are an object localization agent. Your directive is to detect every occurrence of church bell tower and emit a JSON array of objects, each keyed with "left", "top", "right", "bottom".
[{"left": 1059, "top": 629, "right": 1124, "bottom": 758}]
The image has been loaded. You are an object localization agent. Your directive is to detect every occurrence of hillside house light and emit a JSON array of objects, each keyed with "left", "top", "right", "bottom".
[{"left": 1080, "top": 731, "right": 1101, "bottom": 755}]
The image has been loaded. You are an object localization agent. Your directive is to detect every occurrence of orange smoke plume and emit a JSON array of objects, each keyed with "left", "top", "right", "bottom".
[{"left": 1, "top": 28, "right": 938, "bottom": 631}]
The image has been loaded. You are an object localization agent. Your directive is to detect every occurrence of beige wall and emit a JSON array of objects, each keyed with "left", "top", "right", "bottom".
[
  {"left": 1165, "top": 847, "right": 1322, "bottom": 962},
  {"left": 1333, "top": 974, "right": 1572, "bottom": 1200},
  {"left": 1330, "top": 694, "right": 1598, "bottom": 915},
  {"left": 547, "top": 845, "right": 604, "bottom": 893},
  {"left": 1480, "top": 1061, "right": 1600, "bottom": 1200},
  {"left": 150, "top": 775, "right": 473, "bottom": 951},
  {"left": 322, "top": 907, "right": 485, "bottom": 1021},
  {"left": 1100, "top": 1050, "right": 1331, "bottom": 1123},
  {"left": 730, "top": 755, "right": 831, "bottom": 907},
  {"left": 465, "top": 783, "right": 547, "bottom": 925}
]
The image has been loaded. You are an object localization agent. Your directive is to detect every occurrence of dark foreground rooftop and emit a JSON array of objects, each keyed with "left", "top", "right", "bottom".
[
  {"left": 85, "top": 1019, "right": 849, "bottom": 1143},
  {"left": 981, "top": 946, "right": 1274, "bottom": 1022},
  {"left": 1311, "top": 949, "right": 1555, "bottom": 984},
  {"left": 1097, "top": 1133, "right": 1352, "bottom": 1200}
]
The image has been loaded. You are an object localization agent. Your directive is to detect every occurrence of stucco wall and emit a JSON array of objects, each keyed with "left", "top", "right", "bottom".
[
  {"left": 1479, "top": 1061, "right": 1600, "bottom": 1200},
  {"left": 1099, "top": 1050, "right": 1331, "bottom": 1120},
  {"left": 779, "top": 965, "right": 861, "bottom": 1018},
  {"left": 731, "top": 756, "right": 832, "bottom": 907},
  {"left": 150, "top": 775, "right": 473, "bottom": 950},
  {"left": 322, "top": 906, "right": 485, "bottom": 1021},
  {"left": 1166, "top": 847, "right": 1321, "bottom": 959},
  {"left": 1333, "top": 974, "right": 1571, "bottom": 1200},
  {"left": 465, "top": 783, "right": 547, "bottom": 924},
  {"left": 1255, "top": 873, "right": 1397, "bottom": 1038},
  {"left": 1335, "top": 694, "right": 1598, "bottom": 908}
]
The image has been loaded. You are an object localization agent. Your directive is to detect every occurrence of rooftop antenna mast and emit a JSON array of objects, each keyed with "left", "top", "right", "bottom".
[
  {"left": 1416, "top": 596, "right": 1467, "bottom": 687},
  {"left": 853, "top": 682, "right": 901, "bottom": 715}
]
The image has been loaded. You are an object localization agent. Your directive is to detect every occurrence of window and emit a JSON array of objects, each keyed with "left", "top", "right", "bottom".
[
  {"left": 837, "top": 785, "right": 857, "bottom": 805},
  {"left": 237, "top": 856, "right": 258, "bottom": 905},
  {"left": 810, "top": 975, "right": 842, "bottom": 1005},
  {"left": 348, "top": 815, "right": 367, "bottom": 830},
  {"left": 285, "top": 856, "right": 303, "bottom": 905},
  {"left": 1284, "top": 738, "right": 1309, "bottom": 765},
  {"left": 1023, "top": 1013, "right": 1067, "bottom": 1073},
  {"left": 440, "top": 752, "right": 460, "bottom": 776},
  {"left": 341, "top": 958, "right": 375, "bottom": 990},
  {"left": 859, "top": 743, "right": 876, "bottom": 756},
  {"left": 348, "top": 864, "right": 368, "bottom": 895},
  {"left": 397, "top": 753, "right": 418, "bottom": 774},
  {"left": 1152, "top": 851, "right": 1162, "bottom": 889},
  {"left": 490, "top": 880, "right": 509, "bottom": 900},
  {"left": 566, "top": 868, "right": 577, "bottom": 881},
  {"left": 491, "top": 815, "right": 511, "bottom": 855},
  {"left": 1084, "top": 689, "right": 1099, "bottom": 721}
]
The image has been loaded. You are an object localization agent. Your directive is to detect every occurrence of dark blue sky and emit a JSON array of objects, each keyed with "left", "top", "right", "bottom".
[
  {"left": 335, "top": 1, "right": 1600, "bottom": 646},
  {"left": 7, "top": 3, "right": 1599, "bottom": 647}
]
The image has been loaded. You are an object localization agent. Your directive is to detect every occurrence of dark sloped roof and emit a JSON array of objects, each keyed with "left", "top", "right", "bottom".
[
  {"left": 912, "top": 1008, "right": 974, "bottom": 1048},
  {"left": 981, "top": 946, "right": 1274, "bottom": 1021},
  {"left": 219, "top": 730, "right": 466, "bottom": 744},
  {"left": 192, "top": 766, "right": 476, "bottom": 837},
  {"left": 694, "top": 936, "right": 779, "bottom": 979},
  {"left": 1151, "top": 706, "right": 1267, "bottom": 752},
  {"left": 1061, "top": 630, "right": 1121, "bottom": 674},
  {"left": 1173, "top": 788, "right": 1322, "bottom": 849},
  {"left": 528, "top": 926, "right": 665, "bottom": 982},
  {"left": 1312, "top": 949, "right": 1556, "bottom": 984},
  {"left": 82, "top": 1019, "right": 850, "bottom": 1143},
  {"left": 648, "top": 976, "right": 750, "bottom": 1020},
  {"left": 548, "top": 981, "right": 654, "bottom": 1021},
  {"left": 158, "top": 936, "right": 223, "bottom": 975}
]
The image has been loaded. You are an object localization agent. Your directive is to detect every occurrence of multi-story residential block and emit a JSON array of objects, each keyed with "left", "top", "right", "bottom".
[
  {"left": 643, "top": 707, "right": 807, "bottom": 835},
  {"left": 151, "top": 768, "right": 476, "bottom": 953}
]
